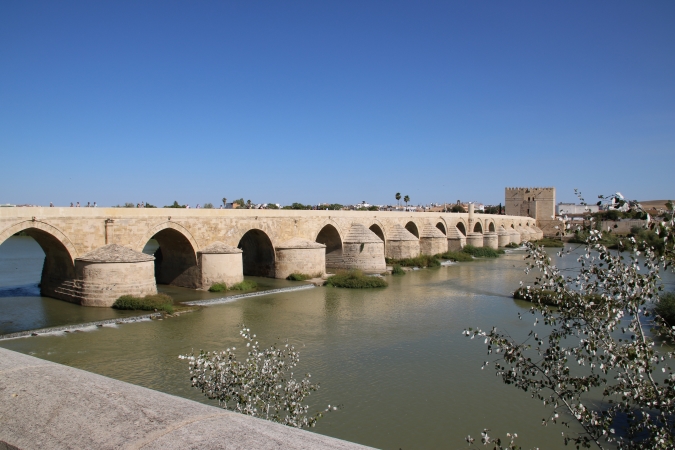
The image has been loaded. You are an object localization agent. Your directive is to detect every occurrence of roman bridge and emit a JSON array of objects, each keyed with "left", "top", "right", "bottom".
[{"left": 0, "top": 206, "right": 545, "bottom": 307}]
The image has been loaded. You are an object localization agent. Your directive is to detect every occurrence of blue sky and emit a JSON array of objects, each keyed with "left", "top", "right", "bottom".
[{"left": 1, "top": 1, "right": 673, "bottom": 207}]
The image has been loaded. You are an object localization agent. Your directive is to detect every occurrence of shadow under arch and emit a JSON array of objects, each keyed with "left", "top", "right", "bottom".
[
  {"left": 436, "top": 221, "right": 447, "bottom": 235},
  {"left": 488, "top": 222, "right": 495, "bottom": 232},
  {"left": 316, "top": 224, "right": 343, "bottom": 270},
  {"left": 147, "top": 228, "right": 199, "bottom": 288},
  {"left": 456, "top": 222, "right": 467, "bottom": 236},
  {"left": 473, "top": 222, "right": 483, "bottom": 233},
  {"left": 369, "top": 224, "right": 385, "bottom": 242},
  {"left": 405, "top": 221, "right": 419, "bottom": 238},
  {"left": 238, "top": 229, "right": 275, "bottom": 277},
  {"left": 0, "top": 221, "right": 77, "bottom": 298}
]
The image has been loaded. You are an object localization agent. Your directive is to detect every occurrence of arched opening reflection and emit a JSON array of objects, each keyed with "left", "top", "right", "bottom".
[{"left": 238, "top": 229, "right": 275, "bottom": 277}]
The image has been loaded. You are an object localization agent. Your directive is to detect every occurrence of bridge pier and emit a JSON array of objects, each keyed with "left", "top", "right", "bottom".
[
  {"left": 497, "top": 226, "right": 511, "bottom": 247},
  {"left": 446, "top": 225, "right": 466, "bottom": 251},
  {"left": 275, "top": 238, "right": 326, "bottom": 279},
  {"left": 53, "top": 244, "right": 157, "bottom": 307},
  {"left": 197, "top": 242, "right": 243, "bottom": 289},
  {"left": 340, "top": 224, "right": 386, "bottom": 273},
  {"left": 466, "top": 232, "right": 483, "bottom": 247},
  {"left": 482, "top": 232, "right": 498, "bottom": 249},
  {"left": 385, "top": 224, "right": 419, "bottom": 259},
  {"left": 419, "top": 224, "right": 448, "bottom": 255}
]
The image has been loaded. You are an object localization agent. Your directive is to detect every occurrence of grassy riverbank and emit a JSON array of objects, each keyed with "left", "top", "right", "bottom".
[
  {"left": 208, "top": 280, "right": 258, "bottom": 292},
  {"left": 113, "top": 293, "right": 175, "bottom": 314}
]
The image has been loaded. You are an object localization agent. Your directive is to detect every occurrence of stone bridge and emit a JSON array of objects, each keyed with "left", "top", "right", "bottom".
[{"left": 0, "top": 206, "right": 545, "bottom": 307}]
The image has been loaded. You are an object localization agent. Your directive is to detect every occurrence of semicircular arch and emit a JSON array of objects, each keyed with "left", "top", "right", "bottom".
[
  {"left": 313, "top": 219, "right": 345, "bottom": 245},
  {"left": 368, "top": 218, "right": 387, "bottom": 242},
  {"left": 0, "top": 220, "right": 78, "bottom": 262},
  {"left": 134, "top": 221, "right": 200, "bottom": 254}
]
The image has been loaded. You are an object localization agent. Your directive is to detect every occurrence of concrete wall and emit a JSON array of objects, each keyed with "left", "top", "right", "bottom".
[{"left": 0, "top": 348, "right": 370, "bottom": 450}]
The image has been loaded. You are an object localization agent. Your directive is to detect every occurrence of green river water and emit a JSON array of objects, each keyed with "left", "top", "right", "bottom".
[{"left": 5, "top": 235, "right": 670, "bottom": 449}]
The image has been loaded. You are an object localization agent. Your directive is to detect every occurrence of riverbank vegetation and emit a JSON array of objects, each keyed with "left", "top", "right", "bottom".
[
  {"left": 530, "top": 238, "right": 564, "bottom": 247},
  {"left": 325, "top": 270, "right": 388, "bottom": 288},
  {"left": 466, "top": 193, "right": 675, "bottom": 449},
  {"left": 113, "top": 293, "right": 174, "bottom": 313},
  {"left": 286, "top": 273, "right": 312, "bottom": 281},
  {"left": 391, "top": 265, "right": 405, "bottom": 275},
  {"left": 386, "top": 254, "right": 441, "bottom": 268},
  {"left": 438, "top": 250, "right": 474, "bottom": 262},
  {"left": 208, "top": 280, "right": 258, "bottom": 293},
  {"left": 460, "top": 245, "right": 504, "bottom": 258}
]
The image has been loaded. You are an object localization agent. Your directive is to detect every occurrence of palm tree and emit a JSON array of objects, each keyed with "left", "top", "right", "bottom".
[
  {"left": 222, "top": 197, "right": 227, "bottom": 207},
  {"left": 246, "top": 199, "right": 252, "bottom": 209},
  {"left": 404, "top": 195, "right": 410, "bottom": 208},
  {"left": 395, "top": 192, "right": 401, "bottom": 207}
]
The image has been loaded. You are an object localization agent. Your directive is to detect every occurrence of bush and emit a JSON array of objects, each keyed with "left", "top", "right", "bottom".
[
  {"left": 461, "top": 245, "right": 503, "bottom": 258},
  {"left": 438, "top": 251, "right": 473, "bottom": 262},
  {"left": 391, "top": 265, "right": 405, "bottom": 275},
  {"left": 181, "top": 326, "right": 336, "bottom": 428},
  {"left": 325, "top": 270, "right": 388, "bottom": 288},
  {"left": 230, "top": 280, "right": 257, "bottom": 291},
  {"left": 531, "top": 238, "right": 564, "bottom": 248},
  {"left": 654, "top": 292, "right": 675, "bottom": 327},
  {"left": 505, "top": 242, "right": 520, "bottom": 248},
  {"left": 513, "top": 287, "right": 559, "bottom": 306},
  {"left": 385, "top": 254, "right": 441, "bottom": 268},
  {"left": 208, "top": 283, "right": 227, "bottom": 292},
  {"left": 286, "top": 273, "right": 312, "bottom": 281},
  {"left": 113, "top": 293, "right": 174, "bottom": 313},
  {"left": 208, "top": 280, "right": 258, "bottom": 292}
]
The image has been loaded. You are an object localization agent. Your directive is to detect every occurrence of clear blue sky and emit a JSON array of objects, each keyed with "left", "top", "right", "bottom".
[{"left": 1, "top": 1, "right": 673, "bottom": 207}]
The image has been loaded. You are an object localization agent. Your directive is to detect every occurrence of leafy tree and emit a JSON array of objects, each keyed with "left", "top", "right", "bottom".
[
  {"left": 396, "top": 192, "right": 401, "bottom": 206},
  {"left": 203, "top": 203, "right": 214, "bottom": 209},
  {"left": 368, "top": 205, "right": 379, "bottom": 211},
  {"left": 465, "top": 194, "right": 675, "bottom": 449},
  {"left": 324, "top": 203, "right": 343, "bottom": 210},
  {"left": 123, "top": 202, "right": 135, "bottom": 208},
  {"left": 246, "top": 199, "right": 252, "bottom": 209},
  {"left": 233, "top": 198, "right": 245, "bottom": 208},
  {"left": 403, "top": 195, "right": 410, "bottom": 207},
  {"left": 266, "top": 203, "right": 279, "bottom": 209},
  {"left": 165, "top": 201, "right": 186, "bottom": 208},
  {"left": 181, "top": 326, "right": 337, "bottom": 428},
  {"left": 451, "top": 204, "right": 466, "bottom": 213},
  {"left": 144, "top": 202, "right": 157, "bottom": 208}
]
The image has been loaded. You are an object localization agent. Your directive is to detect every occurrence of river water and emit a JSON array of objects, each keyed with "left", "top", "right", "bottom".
[{"left": 3, "top": 236, "right": 672, "bottom": 449}]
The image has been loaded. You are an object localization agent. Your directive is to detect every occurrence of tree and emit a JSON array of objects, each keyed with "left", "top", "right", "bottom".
[
  {"left": 396, "top": 192, "right": 401, "bottom": 207},
  {"left": 233, "top": 198, "right": 245, "bottom": 208},
  {"left": 266, "top": 203, "right": 279, "bottom": 209},
  {"left": 465, "top": 195, "right": 675, "bottom": 449},
  {"left": 203, "top": 203, "right": 214, "bottom": 209},
  {"left": 181, "top": 325, "right": 337, "bottom": 428},
  {"left": 451, "top": 204, "right": 466, "bottom": 213},
  {"left": 404, "top": 195, "right": 410, "bottom": 207},
  {"left": 222, "top": 197, "right": 227, "bottom": 207},
  {"left": 246, "top": 199, "right": 252, "bottom": 209},
  {"left": 164, "top": 201, "right": 186, "bottom": 208}
]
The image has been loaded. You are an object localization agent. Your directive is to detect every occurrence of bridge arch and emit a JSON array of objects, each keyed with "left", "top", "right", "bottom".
[
  {"left": 0, "top": 221, "right": 78, "bottom": 296},
  {"left": 435, "top": 220, "right": 447, "bottom": 235},
  {"left": 473, "top": 221, "right": 483, "bottom": 233},
  {"left": 238, "top": 229, "right": 276, "bottom": 278},
  {"left": 404, "top": 221, "right": 419, "bottom": 239},
  {"left": 488, "top": 221, "right": 495, "bottom": 232},
  {"left": 368, "top": 222, "right": 386, "bottom": 243},
  {"left": 456, "top": 221, "right": 467, "bottom": 236},
  {"left": 137, "top": 223, "right": 200, "bottom": 288},
  {"left": 315, "top": 223, "right": 343, "bottom": 270}
]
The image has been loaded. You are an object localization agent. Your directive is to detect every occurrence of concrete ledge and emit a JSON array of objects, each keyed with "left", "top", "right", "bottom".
[{"left": 0, "top": 348, "right": 370, "bottom": 450}]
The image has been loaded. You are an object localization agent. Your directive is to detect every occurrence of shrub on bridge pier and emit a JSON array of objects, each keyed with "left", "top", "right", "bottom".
[
  {"left": 112, "top": 293, "right": 174, "bottom": 314},
  {"left": 385, "top": 254, "right": 441, "bottom": 268},
  {"left": 208, "top": 280, "right": 258, "bottom": 292},
  {"left": 286, "top": 273, "right": 312, "bottom": 281},
  {"left": 325, "top": 270, "right": 388, "bottom": 288}
]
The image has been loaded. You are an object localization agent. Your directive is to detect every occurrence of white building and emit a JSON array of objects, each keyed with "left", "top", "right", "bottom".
[{"left": 556, "top": 203, "right": 599, "bottom": 215}]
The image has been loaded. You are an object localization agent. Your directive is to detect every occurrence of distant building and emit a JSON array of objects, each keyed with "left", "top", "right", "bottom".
[
  {"left": 556, "top": 203, "right": 599, "bottom": 215},
  {"left": 505, "top": 187, "right": 556, "bottom": 220}
]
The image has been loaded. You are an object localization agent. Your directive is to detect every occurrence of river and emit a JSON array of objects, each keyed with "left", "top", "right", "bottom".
[{"left": 2, "top": 235, "right": 671, "bottom": 449}]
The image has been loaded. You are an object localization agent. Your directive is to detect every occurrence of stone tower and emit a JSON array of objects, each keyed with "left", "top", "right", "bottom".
[{"left": 505, "top": 187, "right": 556, "bottom": 220}]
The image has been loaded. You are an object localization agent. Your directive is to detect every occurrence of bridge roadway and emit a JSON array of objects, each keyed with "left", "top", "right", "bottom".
[{"left": 0, "top": 206, "right": 545, "bottom": 307}]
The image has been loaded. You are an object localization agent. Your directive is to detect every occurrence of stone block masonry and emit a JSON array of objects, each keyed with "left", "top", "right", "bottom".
[{"left": 0, "top": 208, "right": 543, "bottom": 306}]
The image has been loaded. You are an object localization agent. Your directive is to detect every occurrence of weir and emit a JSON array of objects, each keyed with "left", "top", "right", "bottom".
[{"left": 0, "top": 207, "right": 551, "bottom": 307}]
